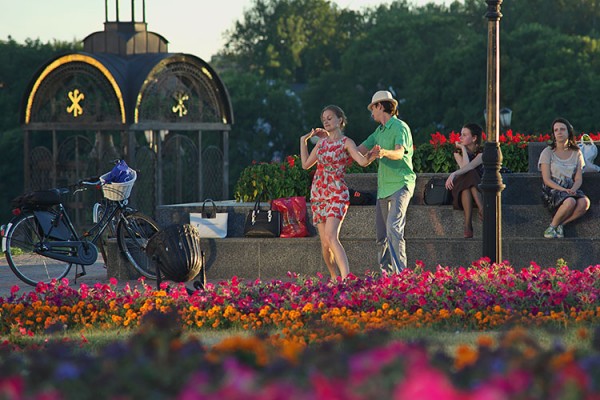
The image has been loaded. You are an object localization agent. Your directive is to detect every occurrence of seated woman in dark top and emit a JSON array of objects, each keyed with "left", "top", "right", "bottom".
[{"left": 444, "top": 123, "right": 484, "bottom": 238}]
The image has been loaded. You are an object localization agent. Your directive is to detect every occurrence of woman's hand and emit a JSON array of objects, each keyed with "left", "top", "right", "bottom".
[
  {"left": 564, "top": 187, "right": 577, "bottom": 195},
  {"left": 301, "top": 129, "right": 315, "bottom": 144},
  {"left": 445, "top": 173, "right": 455, "bottom": 190},
  {"left": 455, "top": 142, "right": 466, "bottom": 151},
  {"left": 313, "top": 128, "right": 329, "bottom": 138}
]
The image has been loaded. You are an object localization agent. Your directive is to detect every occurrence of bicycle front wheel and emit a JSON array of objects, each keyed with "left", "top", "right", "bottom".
[
  {"left": 116, "top": 212, "right": 160, "bottom": 279},
  {"left": 4, "top": 213, "right": 72, "bottom": 287}
]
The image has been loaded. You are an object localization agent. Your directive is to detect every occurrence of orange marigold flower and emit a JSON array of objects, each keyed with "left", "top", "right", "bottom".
[
  {"left": 454, "top": 344, "right": 478, "bottom": 370},
  {"left": 477, "top": 335, "right": 495, "bottom": 348}
]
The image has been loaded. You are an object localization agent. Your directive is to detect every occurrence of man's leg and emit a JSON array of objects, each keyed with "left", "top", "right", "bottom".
[
  {"left": 386, "top": 186, "right": 413, "bottom": 273},
  {"left": 375, "top": 197, "right": 394, "bottom": 273}
]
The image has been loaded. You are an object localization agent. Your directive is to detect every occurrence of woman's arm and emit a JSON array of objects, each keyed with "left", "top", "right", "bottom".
[
  {"left": 571, "top": 166, "right": 583, "bottom": 192},
  {"left": 345, "top": 138, "right": 371, "bottom": 167},
  {"left": 570, "top": 151, "right": 584, "bottom": 192},
  {"left": 455, "top": 144, "right": 470, "bottom": 168},
  {"left": 300, "top": 130, "right": 319, "bottom": 170},
  {"left": 445, "top": 153, "right": 483, "bottom": 189}
]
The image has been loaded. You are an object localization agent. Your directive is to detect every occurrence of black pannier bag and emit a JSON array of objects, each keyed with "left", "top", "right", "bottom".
[{"left": 146, "top": 224, "right": 205, "bottom": 287}]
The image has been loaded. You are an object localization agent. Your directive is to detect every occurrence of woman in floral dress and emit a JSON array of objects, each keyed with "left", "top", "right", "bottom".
[{"left": 300, "top": 105, "right": 371, "bottom": 279}]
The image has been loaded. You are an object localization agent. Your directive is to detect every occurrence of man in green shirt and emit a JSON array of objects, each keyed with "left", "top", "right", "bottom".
[{"left": 357, "top": 90, "right": 416, "bottom": 273}]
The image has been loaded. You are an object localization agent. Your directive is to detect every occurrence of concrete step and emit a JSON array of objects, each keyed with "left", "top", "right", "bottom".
[
  {"left": 343, "top": 204, "right": 600, "bottom": 239},
  {"left": 173, "top": 237, "right": 600, "bottom": 280},
  {"left": 104, "top": 235, "right": 600, "bottom": 282}
]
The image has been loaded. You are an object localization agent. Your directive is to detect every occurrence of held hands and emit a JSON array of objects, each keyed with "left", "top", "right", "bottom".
[{"left": 370, "top": 144, "right": 383, "bottom": 159}]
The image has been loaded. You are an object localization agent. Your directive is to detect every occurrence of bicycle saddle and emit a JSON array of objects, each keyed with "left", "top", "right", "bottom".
[{"left": 12, "top": 189, "right": 65, "bottom": 208}]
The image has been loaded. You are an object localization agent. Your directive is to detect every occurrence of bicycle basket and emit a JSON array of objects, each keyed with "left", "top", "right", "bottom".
[
  {"left": 100, "top": 169, "right": 137, "bottom": 201},
  {"left": 146, "top": 224, "right": 203, "bottom": 282}
]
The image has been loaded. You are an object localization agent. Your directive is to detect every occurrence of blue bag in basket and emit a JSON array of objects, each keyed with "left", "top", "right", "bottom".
[{"left": 103, "top": 160, "right": 133, "bottom": 183}]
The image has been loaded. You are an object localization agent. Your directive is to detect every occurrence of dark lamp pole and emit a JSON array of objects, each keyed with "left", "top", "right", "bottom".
[{"left": 481, "top": 0, "right": 505, "bottom": 263}]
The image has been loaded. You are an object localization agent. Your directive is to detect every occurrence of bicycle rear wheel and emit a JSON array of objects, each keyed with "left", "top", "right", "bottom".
[
  {"left": 4, "top": 213, "right": 72, "bottom": 287},
  {"left": 116, "top": 212, "right": 160, "bottom": 279}
]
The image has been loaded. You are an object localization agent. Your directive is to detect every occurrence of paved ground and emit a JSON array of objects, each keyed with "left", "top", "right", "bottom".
[{"left": 0, "top": 256, "right": 152, "bottom": 298}]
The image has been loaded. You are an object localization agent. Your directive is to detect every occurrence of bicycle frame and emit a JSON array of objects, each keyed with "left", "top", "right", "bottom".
[
  {"left": 3, "top": 163, "right": 160, "bottom": 286},
  {"left": 14, "top": 195, "right": 125, "bottom": 267}
]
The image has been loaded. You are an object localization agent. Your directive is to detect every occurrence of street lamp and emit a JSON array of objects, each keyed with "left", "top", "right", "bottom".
[
  {"left": 480, "top": 0, "right": 505, "bottom": 263},
  {"left": 484, "top": 107, "right": 512, "bottom": 130},
  {"left": 500, "top": 108, "right": 512, "bottom": 130}
]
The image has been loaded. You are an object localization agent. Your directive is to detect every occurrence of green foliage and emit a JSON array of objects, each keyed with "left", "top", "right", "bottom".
[
  {"left": 234, "top": 134, "right": 534, "bottom": 201},
  {"left": 220, "top": 0, "right": 365, "bottom": 83},
  {"left": 413, "top": 134, "right": 533, "bottom": 174},
  {"left": 500, "top": 143, "right": 528, "bottom": 173},
  {"left": 233, "top": 155, "right": 311, "bottom": 202},
  {"left": 413, "top": 143, "right": 456, "bottom": 173}
]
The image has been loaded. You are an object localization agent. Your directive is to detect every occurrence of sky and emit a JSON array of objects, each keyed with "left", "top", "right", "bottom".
[{"left": 1, "top": 0, "right": 453, "bottom": 60}]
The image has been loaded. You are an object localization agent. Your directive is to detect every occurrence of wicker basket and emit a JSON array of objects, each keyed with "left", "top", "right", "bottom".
[{"left": 100, "top": 169, "right": 137, "bottom": 201}]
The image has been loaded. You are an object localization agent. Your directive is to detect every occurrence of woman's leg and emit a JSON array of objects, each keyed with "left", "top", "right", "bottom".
[
  {"left": 461, "top": 189, "right": 474, "bottom": 232},
  {"left": 470, "top": 186, "right": 483, "bottom": 220},
  {"left": 322, "top": 216, "right": 350, "bottom": 278},
  {"left": 551, "top": 197, "right": 576, "bottom": 227},
  {"left": 316, "top": 223, "right": 338, "bottom": 279},
  {"left": 560, "top": 196, "right": 591, "bottom": 225}
]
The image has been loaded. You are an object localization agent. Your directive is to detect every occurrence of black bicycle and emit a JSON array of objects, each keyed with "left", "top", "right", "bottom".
[{"left": 1, "top": 164, "right": 160, "bottom": 286}]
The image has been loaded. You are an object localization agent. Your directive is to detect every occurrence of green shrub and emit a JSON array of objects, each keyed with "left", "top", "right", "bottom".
[
  {"left": 233, "top": 131, "right": 556, "bottom": 201},
  {"left": 233, "top": 155, "right": 311, "bottom": 202}
]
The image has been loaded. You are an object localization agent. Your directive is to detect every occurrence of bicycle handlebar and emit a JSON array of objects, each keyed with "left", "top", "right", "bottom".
[{"left": 78, "top": 177, "right": 101, "bottom": 186}]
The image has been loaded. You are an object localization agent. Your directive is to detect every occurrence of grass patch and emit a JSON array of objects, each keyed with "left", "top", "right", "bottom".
[{"left": 3, "top": 325, "right": 591, "bottom": 353}]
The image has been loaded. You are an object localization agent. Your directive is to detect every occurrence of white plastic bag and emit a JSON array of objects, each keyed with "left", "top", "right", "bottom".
[{"left": 578, "top": 134, "right": 600, "bottom": 173}]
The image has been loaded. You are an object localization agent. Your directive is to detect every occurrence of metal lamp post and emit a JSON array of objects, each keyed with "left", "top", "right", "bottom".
[{"left": 481, "top": 0, "right": 505, "bottom": 263}]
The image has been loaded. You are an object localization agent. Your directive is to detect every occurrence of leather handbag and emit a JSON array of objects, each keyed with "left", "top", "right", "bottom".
[
  {"left": 423, "top": 177, "right": 453, "bottom": 205},
  {"left": 243, "top": 194, "right": 281, "bottom": 238},
  {"left": 189, "top": 199, "right": 228, "bottom": 238}
]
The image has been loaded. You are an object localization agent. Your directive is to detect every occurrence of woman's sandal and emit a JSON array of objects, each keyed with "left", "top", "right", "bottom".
[{"left": 464, "top": 229, "right": 473, "bottom": 239}]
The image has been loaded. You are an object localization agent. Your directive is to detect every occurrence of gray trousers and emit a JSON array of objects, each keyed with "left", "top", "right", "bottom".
[{"left": 375, "top": 186, "right": 413, "bottom": 274}]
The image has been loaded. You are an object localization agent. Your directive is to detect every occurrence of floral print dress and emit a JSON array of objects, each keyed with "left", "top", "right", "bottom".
[{"left": 310, "top": 137, "right": 353, "bottom": 224}]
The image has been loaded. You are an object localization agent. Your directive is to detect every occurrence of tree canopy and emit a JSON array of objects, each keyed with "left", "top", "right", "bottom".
[{"left": 2, "top": 0, "right": 600, "bottom": 216}]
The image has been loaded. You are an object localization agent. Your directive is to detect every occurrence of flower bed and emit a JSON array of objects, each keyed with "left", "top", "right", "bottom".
[
  {"left": 1, "top": 259, "right": 599, "bottom": 337},
  {"left": 1, "top": 259, "right": 599, "bottom": 398}
]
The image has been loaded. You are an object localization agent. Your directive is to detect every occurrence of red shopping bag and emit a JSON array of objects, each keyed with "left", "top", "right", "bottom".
[{"left": 271, "top": 197, "right": 310, "bottom": 238}]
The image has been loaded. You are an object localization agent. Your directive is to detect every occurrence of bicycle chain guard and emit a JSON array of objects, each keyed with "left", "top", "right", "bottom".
[{"left": 36, "top": 241, "right": 99, "bottom": 265}]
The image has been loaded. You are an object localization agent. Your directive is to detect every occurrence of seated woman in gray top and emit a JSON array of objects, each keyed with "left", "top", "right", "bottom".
[{"left": 538, "top": 117, "right": 590, "bottom": 238}]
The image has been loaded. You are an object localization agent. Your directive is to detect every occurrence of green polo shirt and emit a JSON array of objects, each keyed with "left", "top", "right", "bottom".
[{"left": 362, "top": 116, "right": 416, "bottom": 198}]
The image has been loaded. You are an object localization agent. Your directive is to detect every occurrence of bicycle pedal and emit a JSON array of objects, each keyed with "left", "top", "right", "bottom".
[{"left": 75, "top": 271, "right": 87, "bottom": 278}]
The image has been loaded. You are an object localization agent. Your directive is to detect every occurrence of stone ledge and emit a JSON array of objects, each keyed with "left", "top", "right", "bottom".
[
  {"left": 103, "top": 238, "right": 142, "bottom": 281},
  {"left": 103, "top": 236, "right": 600, "bottom": 281}
]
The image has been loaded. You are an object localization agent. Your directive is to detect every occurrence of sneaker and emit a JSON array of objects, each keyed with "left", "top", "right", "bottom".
[
  {"left": 556, "top": 225, "right": 564, "bottom": 238},
  {"left": 544, "top": 226, "right": 557, "bottom": 238}
]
